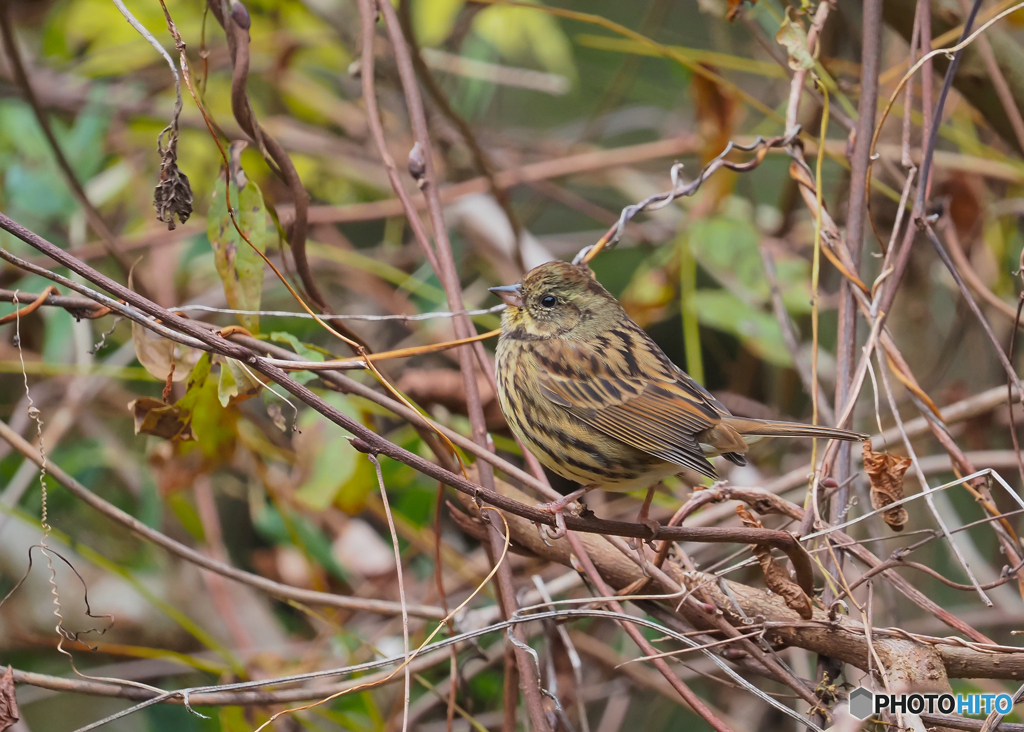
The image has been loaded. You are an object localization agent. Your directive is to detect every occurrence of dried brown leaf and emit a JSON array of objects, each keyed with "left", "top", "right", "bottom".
[
  {"left": 154, "top": 158, "right": 193, "bottom": 230},
  {"left": 0, "top": 666, "right": 18, "bottom": 732},
  {"left": 739, "top": 504, "right": 812, "bottom": 618},
  {"left": 775, "top": 8, "right": 816, "bottom": 71},
  {"left": 129, "top": 397, "right": 194, "bottom": 441},
  {"left": 755, "top": 547, "right": 813, "bottom": 619},
  {"left": 863, "top": 442, "right": 911, "bottom": 532},
  {"left": 735, "top": 504, "right": 763, "bottom": 529}
]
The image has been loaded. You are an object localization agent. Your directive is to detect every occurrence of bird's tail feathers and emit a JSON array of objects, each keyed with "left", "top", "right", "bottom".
[{"left": 722, "top": 417, "right": 867, "bottom": 442}]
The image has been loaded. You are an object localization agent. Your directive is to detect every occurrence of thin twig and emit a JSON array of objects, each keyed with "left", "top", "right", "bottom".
[
  {"left": 575, "top": 132, "right": 798, "bottom": 264},
  {"left": 564, "top": 532, "right": 737, "bottom": 732},
  {"left": 953, "top": 0, "right": 1024, "bottom": 153},
  {"left": 938, "top": 217, "right": 1023, "bottom": 327},
  {"left": 876, "top": 350, "right": 992, "bottom": 604},
  {"left": 922, "top": 220, "right": 1024, "bottom": 402},
  {"left": 370, "top": 455, "right": 411, "bottom": 732},
  {"left": 0, "top": 415, "right": 445, "bottom": 619},
  {"left": 373, "top": 0, "right": 549, "bottom": 725},
  {"left": 0, "top": 286, "right": 56, "bottom": 325},
  {"left": 395, "top": 0, "right": 523, "bottom": 256}
]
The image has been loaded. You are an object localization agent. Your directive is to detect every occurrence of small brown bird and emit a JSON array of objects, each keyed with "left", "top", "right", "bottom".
[{"left": 490, "top": 260, "right": 866, "bottom": 534}]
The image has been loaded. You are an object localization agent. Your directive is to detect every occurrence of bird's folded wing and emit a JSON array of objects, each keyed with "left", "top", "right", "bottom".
[{"left": 531, "top": 336, "right": 722, "bottom": 478}]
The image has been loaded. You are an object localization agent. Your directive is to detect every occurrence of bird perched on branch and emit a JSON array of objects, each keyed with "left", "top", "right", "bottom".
[{"left": 490, "top": 260, "right": 867, "bottom": 536}]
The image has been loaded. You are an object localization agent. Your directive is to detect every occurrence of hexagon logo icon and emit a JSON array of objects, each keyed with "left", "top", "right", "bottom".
[{"left": 849, "top": 686, "right": 874, "bottom": 720}]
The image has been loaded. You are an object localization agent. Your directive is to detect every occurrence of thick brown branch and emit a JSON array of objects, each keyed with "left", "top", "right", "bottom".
[{"left": 453, "top": 477, "right": 1024, "bottom": 683}]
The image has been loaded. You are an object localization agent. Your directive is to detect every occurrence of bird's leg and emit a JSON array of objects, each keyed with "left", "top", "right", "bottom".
[
  {"left": 535, "top": 486, "right": 594, "bottom": 540},
  {"left": 636, "top": 485, "right": 661, "bottom": 542},
  {"left": 628, "top": 486, "right": 661, "bottom": 570}
]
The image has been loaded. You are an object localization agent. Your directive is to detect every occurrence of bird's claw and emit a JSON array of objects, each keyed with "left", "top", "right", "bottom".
[
  {"left": 627, "top": 536, "right": 651, "bottom": 576},
  {"left": 629, "top": 517, "right": 659, "bottom": 575},
  {"left": 542, "top": 512, "right": 568, "bottom": 541},
  {"left": 639, "top": 517, "right": 661, "bottom": 544},
  {"left": 533, "top": 497, "right": 579, "bottom": 541}
]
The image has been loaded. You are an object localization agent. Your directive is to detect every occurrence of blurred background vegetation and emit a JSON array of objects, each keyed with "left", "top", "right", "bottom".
[{"left": 1, "top": 0, "right": 1023, "bottom": 729}]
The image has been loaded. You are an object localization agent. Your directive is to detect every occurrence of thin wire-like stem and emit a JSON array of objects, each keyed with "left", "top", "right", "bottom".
[
  {"left": 876, "top": 350, "right": 991, "bottom": 604},
  {"left": 369, "top": 455, "right": 411, "bottom": 732}
]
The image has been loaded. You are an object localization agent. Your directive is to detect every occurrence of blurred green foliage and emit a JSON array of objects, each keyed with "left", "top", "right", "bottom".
[{"left": 0, "top": 0, "right": 1022, "bottom": 729}]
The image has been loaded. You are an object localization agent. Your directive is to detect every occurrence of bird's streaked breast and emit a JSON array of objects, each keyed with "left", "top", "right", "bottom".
[{"left": 495, "top": 337, "right": 671, "bottom": 489}]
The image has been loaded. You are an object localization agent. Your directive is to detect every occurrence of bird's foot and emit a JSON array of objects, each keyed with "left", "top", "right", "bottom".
[
  {"left": 628, "top": 524, "right": 659, "bottom": 574},
  {"left": 629, "top": 486, "right": 661, "bottom": 572},
  {"left": 638, "top": 516, "right": 661, "bottom": 542},
  {"left": 534, "top": 487, "right": 591, "bottom": 541}
]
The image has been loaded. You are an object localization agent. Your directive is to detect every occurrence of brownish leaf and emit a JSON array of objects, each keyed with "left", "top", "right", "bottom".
[
  {"left": 776, "top": 8, "right": 815, "bottom": 70},
  {"left": 755, "top": 546, "right": 813, "bottom": 619},
  {"left": 0, "top": 666, "right": 18, "bottom": 732},
  {"left": 736, "top": 505, "right": 813, "bottom": 618},
  {"left": 935, "top": 175, "right": 984, "bottom": 243},
  {"left": 129, "top": 269, "right": 198, "bottom": 382},
  {"left": 129, "top": 397, "right": 195, "bottom": 441},
  {"left": 735, "top": 504, "right": 762, "bottom": 529},
  {"left": 863, "top": 442, "right": 911, "bottom": 532},
  {"left": 690, "top": 67, "right": 737, "bottom": 209}
]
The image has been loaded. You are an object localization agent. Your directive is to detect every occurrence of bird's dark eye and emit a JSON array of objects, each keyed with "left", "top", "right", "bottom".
[{"left": 540, "top": 295, "right": 557, "bottom": 308}]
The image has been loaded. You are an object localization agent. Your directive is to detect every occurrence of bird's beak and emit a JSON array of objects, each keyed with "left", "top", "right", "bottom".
[{"left": 488, "top": 284, "right": 524, "bottom": 308}]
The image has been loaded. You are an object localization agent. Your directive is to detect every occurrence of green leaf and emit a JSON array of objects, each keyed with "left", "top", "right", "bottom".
[
  {"left": 693, "top": 290, "right": 793, "bottom": 367},
  {"left": 270, "top": 331, "right": 324, "bottom": 385},
  {"left": 293, "top": 393, "right": 363, "bottom": 511},
  {"left": 189, "top": 369, "right": 234, "bottom": 458},
  {"left": 167, "top": 493, "right": 205, "bottom": 542},
  {"left": 688, "top": 214, "right": 811, "bottom": 314},
  {"left": 216, "top": 357, "right": 264, "bottom": 407},
  {"left": 251, "top": 502, "right": 350, "bottom": 582},
  {"left": 177, "top": 354, "right": 213, "bottom": 413},
  {"left": 207, "top": 172, "right": 268, "bottom": 333},
  {"left": 165, "top": 354, "right": 233, "bottom": 457},
  {"left": 270, "top": 331, "right": 323, "bottom": 362}
]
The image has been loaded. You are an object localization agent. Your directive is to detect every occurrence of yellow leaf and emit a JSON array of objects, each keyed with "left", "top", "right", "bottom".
[
  {"left": 474, "top": 2, "right": 576, "bottom": 77},
  {"left": 775, "top": 8, "right": 815, "bottom": 71},
  {"left": 207, "top": 164, "right": 268, "bottom": 333},
  {"left": 412, "top": 0, "right": 467, "bottom": 47}
]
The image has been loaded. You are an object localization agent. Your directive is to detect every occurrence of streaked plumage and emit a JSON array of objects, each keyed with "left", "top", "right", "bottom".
[{"left": 491, "top": 261, "right": 866, "bottom": 496}]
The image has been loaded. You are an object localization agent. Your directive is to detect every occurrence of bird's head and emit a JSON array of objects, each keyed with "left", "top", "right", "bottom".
[{"left": 489, "top": 260, "right": 619, "bottom": 340}]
